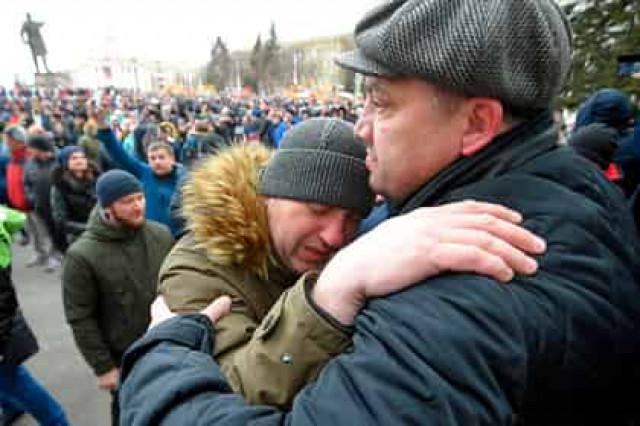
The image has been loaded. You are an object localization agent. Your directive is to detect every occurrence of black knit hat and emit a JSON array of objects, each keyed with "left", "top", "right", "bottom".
[
  {"left": 96, "top": 170, "right": 143, "bottom": 208},
  {"left": 259, "top": 118, "right": 374, "bottom": 217},
  {"left": 27, "top": 134, "right": 54, "bottom": 152}
]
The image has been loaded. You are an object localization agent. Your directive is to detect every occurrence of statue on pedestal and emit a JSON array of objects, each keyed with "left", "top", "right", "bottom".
[{"left": 21, "top": 13, "right": 51, "bottom": 74}]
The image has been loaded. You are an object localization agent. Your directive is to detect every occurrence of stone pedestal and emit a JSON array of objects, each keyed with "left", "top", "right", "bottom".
[{"left": 34, "top": 72, "right": 72, "bottom": 88}]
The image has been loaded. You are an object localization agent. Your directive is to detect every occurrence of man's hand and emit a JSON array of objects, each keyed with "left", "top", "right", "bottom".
[
  {"left": 95, "top": 106, "right": 109, "bottom": 130},
  {"left": 313, "top": 200, "right": 547, "bottom": 325},
  {"left": 149, "top": 296, "right": 177, "bottom": 329},
  {"left": 97, "top": 367, "right": 119, "bottom": 391},
  {"left": 148, "top": 296, "right": 232, "bottom": 330}
]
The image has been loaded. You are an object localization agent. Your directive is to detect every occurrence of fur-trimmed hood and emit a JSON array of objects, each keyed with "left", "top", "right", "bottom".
[{"left": 182, "top": 144, "right": 273, "bottom": 278}]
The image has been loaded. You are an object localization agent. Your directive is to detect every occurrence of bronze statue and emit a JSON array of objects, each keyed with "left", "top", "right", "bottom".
[{"left": 21, "top": 13, "right": 51, "bottom": 74}]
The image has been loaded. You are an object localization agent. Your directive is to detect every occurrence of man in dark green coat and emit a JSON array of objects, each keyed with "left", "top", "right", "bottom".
[{"left": 62, "top": 170, "right": 173, "bottom": 394}]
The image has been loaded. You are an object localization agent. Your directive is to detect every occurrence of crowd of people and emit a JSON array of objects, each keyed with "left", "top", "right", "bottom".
[
  {"left": 0, "top": 86, "right": 369, "bottom": 424},
  {"left": 0, "top": 88, "right": 363, "bottom": 252},
  {"left": 1, "top": 0, "right": 640, "bottom": 424}
]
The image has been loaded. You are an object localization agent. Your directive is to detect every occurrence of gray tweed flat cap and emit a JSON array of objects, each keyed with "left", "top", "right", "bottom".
[
  {"left": 335, "top": 0, "right": 573, "bottom": 113},
  {"left": 259, "top": 118, "right": 374, "bottom": 217}
]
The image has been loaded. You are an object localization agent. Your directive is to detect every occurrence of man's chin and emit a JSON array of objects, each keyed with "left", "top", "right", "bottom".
[
  {"left": 152, "top": 168, "right": 172, "bottom": 177},
  {"left": 291, "top": 256, "right": 331, "bottom": 274},
  {"left": 120, "top": 217, "right": 145, "bottom": 229}
]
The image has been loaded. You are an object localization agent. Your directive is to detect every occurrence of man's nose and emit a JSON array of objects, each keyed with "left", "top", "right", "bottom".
[
  {"left": 133, "top": 199, "right": 145, "bottom": 212},
  {"left": 354, "top": 111, "right": 373, "bottom": 145},
  {"left": 319, "top": 218, "right": 348, "bottom": 249}
]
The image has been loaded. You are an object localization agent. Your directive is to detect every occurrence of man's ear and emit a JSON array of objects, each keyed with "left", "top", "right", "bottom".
[{"left": 460, "top": 99, "right": 504, "bottom": 157}]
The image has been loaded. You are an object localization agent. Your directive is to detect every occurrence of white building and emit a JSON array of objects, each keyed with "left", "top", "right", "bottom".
[{"left": 69, "top": 56, "right": 200, "bottom": 91}]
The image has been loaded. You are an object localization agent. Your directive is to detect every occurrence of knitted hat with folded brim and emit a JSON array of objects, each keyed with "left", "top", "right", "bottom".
[
  {"left": 259, "top": 118, "right": 374, "bottom": 217},
  {"left": 334, "top": 0, "right": 572, "bottom": 115},
  {"left": 96, "top": 170, "right": 143, "bottom": 208}
]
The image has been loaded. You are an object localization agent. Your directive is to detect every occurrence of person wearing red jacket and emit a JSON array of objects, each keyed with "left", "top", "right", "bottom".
[
  {"left": 3, "top": 126, "right": 52, "bottom": 266},
  {"left": 3, "top": 126, "right": 31, "bottom": 248},
  {"left": 3, "top": 126, "right": 30, "bottom": 213}
]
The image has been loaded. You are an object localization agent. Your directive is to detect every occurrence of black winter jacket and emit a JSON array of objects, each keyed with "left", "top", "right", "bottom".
[
  {"left": 0, "top": 267, "right": 17, "bottom": 353},
  {"left": 0, "top": 267, "right": 38, "bottom": 368},
  {"left": 23, "top": 156, "right": 57, "bottom": 216},
  {"left": 50, "top": 165, "right": 99, "bottom": 237},
  {"left": 118, "top": 113, "right": 640, "bottom": 425}
]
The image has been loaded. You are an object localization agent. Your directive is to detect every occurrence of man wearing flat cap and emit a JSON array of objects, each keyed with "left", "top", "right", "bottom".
[
  {"left": 118, "top": 1, "right": 640, "bottom": 424},
  {"left": 149, "top": 118, "right": 540, "bottom": 408}
]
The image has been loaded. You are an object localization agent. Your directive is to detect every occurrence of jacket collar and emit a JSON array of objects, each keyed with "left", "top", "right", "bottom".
[{"left": 399, "top": 112, "right": 559, "bottom": 214}]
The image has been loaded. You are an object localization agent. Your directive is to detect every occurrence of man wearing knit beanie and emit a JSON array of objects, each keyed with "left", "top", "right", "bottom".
[
  {"left": 62, "top": 168, "right": 173, "bottom": 416},
  {"left": 95, "top": 170, "right": 145, "bottom": 226},
  {"left": 118, "top": 0, "right": 640, "bottom": 425},
  {"left": 95, "top": 107, "right": 186, "bottom": 237},
  {"left": 145, "top": 117, "right": 540, "bottom": 410},
  {"left": 155, "top": 118, "right": 373, "bottom": 406}
]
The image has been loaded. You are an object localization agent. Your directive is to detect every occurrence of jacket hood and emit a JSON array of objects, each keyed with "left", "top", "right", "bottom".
[
  {"left": 182, "top": 144, "right": 273, "bottom": 278},
  {"left": 575, "top": 89, "right": 634, "bottom": 132}
]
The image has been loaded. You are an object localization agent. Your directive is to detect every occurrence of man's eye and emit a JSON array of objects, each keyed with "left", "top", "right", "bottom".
[
  {"left": 371, "top": 100, "right": 385, "bottom": 110},
  {"left": 308, "top": 204, "right": 331, "bottom": 215}
]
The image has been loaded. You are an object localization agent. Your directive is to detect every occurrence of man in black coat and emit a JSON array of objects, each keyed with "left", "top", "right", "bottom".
[
  {"left": 23, "top": 133, "right": 66, "bottom": 268},
  {"left": 118, "top": 1, "right": 640, "bottom": 424}
]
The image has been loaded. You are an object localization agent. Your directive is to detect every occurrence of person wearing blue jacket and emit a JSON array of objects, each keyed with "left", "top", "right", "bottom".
[
  {"left": 96, "top": 109, "right": 185, "bottom": 237},
  {"left": 571, "top": 88, "right": 636, "bottom": 196},
  {"left": 118, "top": 1, "right": 640, "bottom": 425}
]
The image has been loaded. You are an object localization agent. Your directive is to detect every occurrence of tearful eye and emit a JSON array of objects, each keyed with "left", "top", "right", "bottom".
[{"left": 307, "top": 203, "right": 332, "bottom": 215}]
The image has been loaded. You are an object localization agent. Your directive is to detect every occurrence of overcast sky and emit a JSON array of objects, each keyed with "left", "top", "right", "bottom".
[{"left": 1, "top": 0, "right": 382, "bottom": 85}]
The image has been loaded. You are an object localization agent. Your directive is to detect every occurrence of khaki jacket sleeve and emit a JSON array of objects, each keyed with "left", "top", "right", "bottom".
[
  {"left": 160, "top": 255, "right": 351, "bottom": 407},
  {"left": 219, "top": 275, "right": 352, "bottom": 407},
  {"left": 159, "top": 263, "right": 258, "bottom": 359}
]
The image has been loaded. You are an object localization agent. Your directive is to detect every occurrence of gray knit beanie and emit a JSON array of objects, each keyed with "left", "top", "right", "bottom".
[
  {"left": 259, "top": 118, "right": 374, "bottom": 217},
  {"left": 335, "top": 0, "right": 573, "bottom": 114}
]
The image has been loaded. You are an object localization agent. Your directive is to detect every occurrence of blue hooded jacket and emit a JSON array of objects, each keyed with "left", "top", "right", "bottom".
[
  {"left": 97, "top": 128, "right": 185, "bottom": 237},
  {"left": 574, "top": 89, "right": 634, "bottom": 133},
  {"left": 574, "top": 89, "right": 637, "bottom": 195}
]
